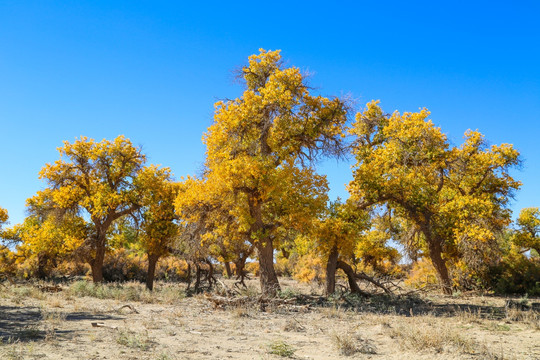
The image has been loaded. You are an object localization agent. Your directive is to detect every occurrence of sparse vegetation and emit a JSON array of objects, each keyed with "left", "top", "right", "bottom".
[
  {"left": 331, "top": 331, "right": 377, "bottom": 356},
  {"left": 0, "top": 279, "right": 537, "bottom": 359},
  {"left": 386, "top": 320, "right": 477, "bottom": 354},
  {"left": 116, "top": 329, "right": 153, "bottom": 351},
  {"left": 268, "top": 340, "right": 296, "bottom": 358}
]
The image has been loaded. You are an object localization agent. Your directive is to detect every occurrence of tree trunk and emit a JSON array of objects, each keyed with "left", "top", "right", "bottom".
[
  {"left": 248, "top": 197, "right": 280, "bottom": 297},
  {"left": 336, "top": 260, "right": 369, "bottom": 297},
  {"left": 146, "top": 253, "right": 159, "bottom": 291},
  {"left": 206, "top": 260, "right": 215, "bottom": 289},
  {"left": 36, "top": 252, "right": 49, "bottom": 279},
  {"left": 325, "top": 245, "right": 339, "bottom": 296},
  {"left": 235, "top": 256, "right": 248, "bottom": 287},
  {"left": 194, "top": 264, "right": 202, "bottom": 293},
  {"left": 186, "top": 262, "right": 192, "bottom": 291},
  {"left": 224, "top": 262, "right": 232, "bottom": 278},
  {"left": 90, "top": 243, "right": 106, "bottom": 283},
  {"left": 256, "top": 238, "right": 280, "bottom": 297},
  {"left": 427, "top": 240, "right": 452, "bottom": 295}
]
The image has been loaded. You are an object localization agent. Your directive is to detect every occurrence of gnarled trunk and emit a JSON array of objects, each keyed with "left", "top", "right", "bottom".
[
  {"left": 146, "top": 253, "right": 159, "bottom": 291},
  {"left": 427, "top": 240, "right": 452, "bottom": 295},
  {"left": 248, "top": 196, "right": 280, "bottom": 297},
  {"left": 194, "top": 264, "right": 202, "bottom": 292},
  {"left": 336, "top": 260, "right": 368, "bottom": 296},
  {"left": 224, "top": 262, "right": 232, "bottom": 278},
  {"left": 421, "top": 224, "right": 452, "bottom": 294},
  {"left": 325, "top": 245, "right": 339, "bottom": 296},
  {"left": 256, "top": 238, "right": 280, "bottom": 297},
  {"left": 90, "top": 240, "right": 106, "bottom": 283}
]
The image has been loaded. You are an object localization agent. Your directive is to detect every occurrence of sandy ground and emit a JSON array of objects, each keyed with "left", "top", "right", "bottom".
[{"left": 0, "top": 278, "right": 539, "bottom": 359}]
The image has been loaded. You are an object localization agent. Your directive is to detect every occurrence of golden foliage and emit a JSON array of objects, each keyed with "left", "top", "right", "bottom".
[
  {"left": 513, "top": 207, "right": 540, "bottom": 254},
  {"left": 136, "top": 166, "right": 179, "bottom": 259},
  {"left": 292, "top": 254, "right": 325, "bottom": 284},
  {"left": 404, "top": 258, "right": 439, "bottom": 289},
  {"left": 349, "top": 101, "right": 521, "bottom": 291}
]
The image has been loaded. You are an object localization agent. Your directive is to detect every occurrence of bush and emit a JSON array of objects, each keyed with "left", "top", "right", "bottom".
[
  {"left": 268, "top": 340, "right": 295, "bottom": 358},
  {"left": 245, "top": 261, "right": 259, "bottom": 276},
  {"left": 292, "top": 254, "right": 324, "bottom": 284},
  {"left": 275, "top": 255, "right": 296, "bottom": 277},
  {"left": 489, "top": 250, "right": 540, "bottom": 295},
  {"left": 404, "top": 258, "right": 439, "bottom": 289},
  {"left": 154, "top": 256, "right": 189, "bottom": 282}
]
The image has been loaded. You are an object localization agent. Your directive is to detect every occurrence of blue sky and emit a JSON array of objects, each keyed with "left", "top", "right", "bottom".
[{"left": 1, "top": 1, "right": 539, "bottom": 226}]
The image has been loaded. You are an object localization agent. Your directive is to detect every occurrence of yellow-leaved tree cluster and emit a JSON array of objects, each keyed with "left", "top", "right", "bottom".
[{"left": 1, "top": 50, "right": 538, "bottom": 296}]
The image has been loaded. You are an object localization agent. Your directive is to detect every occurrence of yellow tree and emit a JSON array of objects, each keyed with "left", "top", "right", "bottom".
[
  {"left": 349, "top": 101, "right": 521, "bottom": 293},
  {"left": 354, "top": 213, "right": 402, "bottom": 276},
  {"left": 177, "top": 166, "right": 329, "bottom": 294},
  {"left": 136, "top": 166, "right": 179, "bottom": 290},
  {"left": 184, "top": 49, "right": 347, "bottom": 296},
  {"left": 176, "top": 175, "right": 254, "bottom": 285},
  {"left": 39, "top": 136, "right": 146, "bottom": 282},
  {"left": 294, "top": 200, "right": 368, "bottom": 295},
  {"left": 0, "top": 207, "right": 7, "bottom": 237},
  {"left": 0, "top": 207, "right": 17, "bottom": 276},
  {"left": 11, "top": 190, "right": 88, "bottom": 278},
  {"left": 513, "top": 207, "right": 540, "bottom": 254}
]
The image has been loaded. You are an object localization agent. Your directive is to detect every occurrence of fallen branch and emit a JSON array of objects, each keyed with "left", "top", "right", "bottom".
[
  {"left": 354, "top": 272, "right": 394, "bottom": 296},
  {"left": 91, "top": 322, "right": 118, "bottom": 329},
  {"left": 204, "top": 294, "right": 307, "bottom": 312},
  {"left": 39, "top": 285, "right": 63, "bottom": 293},
  {"left": 216, "top": 278, "right": 239, "bottom": 297}
]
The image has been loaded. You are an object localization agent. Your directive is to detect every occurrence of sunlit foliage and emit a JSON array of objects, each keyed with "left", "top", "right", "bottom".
[
  {"left": 514, "top": 207, "right": 540, "bottom": 254},
  {"left": 349, "top": 101, "right": 521, "bottom": 293},
  {"left": 177, "top": 49, "right": 348, "bottom": 296},
  {"left": 39, "top": 135, "right": 147, "bottom": 282},
  {"left": 136, "top": 165, "right": 179, "bottom": 290}
]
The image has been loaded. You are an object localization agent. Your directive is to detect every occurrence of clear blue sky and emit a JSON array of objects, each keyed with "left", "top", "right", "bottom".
[{"left": 1, "top": 1, "right": 539, "bottom": 226}]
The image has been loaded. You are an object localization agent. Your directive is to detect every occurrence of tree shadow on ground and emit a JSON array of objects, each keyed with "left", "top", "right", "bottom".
[
  {"left": 0, "top": 305, "right": 122, "bottom": 343},
  {"left": 291, "top": 293, "right": 539, "bottom": 320}
]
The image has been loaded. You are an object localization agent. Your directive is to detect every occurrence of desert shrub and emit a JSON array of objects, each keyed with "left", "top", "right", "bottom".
[
  {"left": 102, "top": 250, "right": 189, "bottom": 283},
  {"left": 331, "top": 331, "right": 377, "bottom": 356},
  {"left": 268, "top": 340, "right": 295, "bottom": 357},
  {"left": 404, "top": 258, "right": 439, "bottom": 289},
  {"left": 154, "top": 256, "right": 189, "bottom": 282},
  {"left": 275, "top": 254, "right": 297, "bottom": 277},
  {"left": 102, "top": 249, "right": 147, "bottom": 282},
  {"left": 245, "top": 261, "right": 259, "bottom": 276},
  {"left": 387, "top": 321, "right": 475, "bottom": 354},
  {"left": 53, "top": 259, "right": 90, "bottom": 277},
  {"left": 69, "top": 280, "right": 142, "bottom": 301},
  {"left": 116, "top": 329, "right": 153, "bottom": 350},
  {"left": 489, "top": 249, "right": 540, "bottom": 295},
  {"left": 292, "top": 254, "right": 324, "bottom": 284}
]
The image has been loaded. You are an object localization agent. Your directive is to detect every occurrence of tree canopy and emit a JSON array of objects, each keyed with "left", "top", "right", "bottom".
[
  {"left": 349, "top": 101, "right": 521, "bottom": 293},
  {"left": 39, "top": 135, "right": 147, "bottom": 282}
]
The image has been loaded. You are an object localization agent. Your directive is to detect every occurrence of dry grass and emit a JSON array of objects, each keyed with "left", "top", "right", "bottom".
[
  {"left": 282, "top": 318, "right": 305, "bottom": 332},
  {"left": 383, "top": 317, "right": 522, "bottom": 359},
  {"left": 115, "top": 329, "right": 153, "bottom": 351},
  {"left": 505, "top": 307, "right": 540, "bottom": 330},
  {"left": 0, "top": 279, "right": 538, "bottom": 359},
  {"left": 331, "top": 331, "right": 377, "bottom": 356}
]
